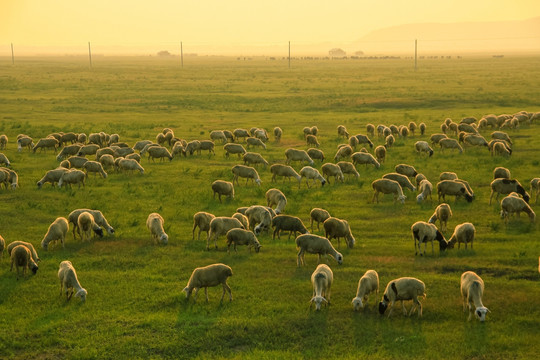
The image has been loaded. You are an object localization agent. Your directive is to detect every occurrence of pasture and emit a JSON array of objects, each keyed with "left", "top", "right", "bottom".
[{"left": 0, "top": 55, "right": 539, "bottom": 359}]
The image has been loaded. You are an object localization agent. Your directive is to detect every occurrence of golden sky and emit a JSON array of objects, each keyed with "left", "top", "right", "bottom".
[{"left": 1, "top": 0, "right": 539, "bottom": 54}]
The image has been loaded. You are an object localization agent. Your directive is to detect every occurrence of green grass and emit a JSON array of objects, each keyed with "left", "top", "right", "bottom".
[{"left": 0, "top": 55, "right": 539, "bottom": 359}]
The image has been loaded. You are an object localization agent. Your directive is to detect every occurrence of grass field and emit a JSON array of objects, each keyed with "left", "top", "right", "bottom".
[{"left": 0, "top": 55, "right": 539, "bottom": 359}]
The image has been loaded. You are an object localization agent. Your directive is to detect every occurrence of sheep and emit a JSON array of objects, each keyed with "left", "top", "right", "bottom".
[
  {"left": 88, "top": 133, "right": 103, "bottom": 147},
  {"left": 0, "top": 134, "right": 7, "bottom": 149},
  {"left": 354, "top": 134, "right": 374, "bottom": 148},
  {"left": 352, "top": 270, "right": 379, "bottom": 311},
  {"left": 383, "top": 173, "right": 417, "bottom": 192},
  {"left": 336, "top": 125, "right": 349, "bottom": 139},
  {"left": 303, "top": 127, "right": 313, "bottom": 137},
  {"left": 211, "top": 180, "right": 234, "bottom": 203},
  {"left": 77, "top": 133, "right": 87, "bottom": 144},
  {"left": 243, "top": 152, "right": 269, "bottom": 167},
  {"left": 270, "top": 164, "right": 301, "bottom": 184},
  {"left": 439, "top": 171, "right": 458, "bottom": 181},
  {"left": 58, "top": 260, "right": 87, "bottom": 302},
  {"left": 233, "top": 128, "right": 250, "bottom": 141},
  {"left": 306, "top": 134, "right": 320, "bottom": 148},
  {"left": 231, "top": 165, "right": 261, "bottom": 186},
  {"left": 400, "top": 126, "right": 409, "bottom": 138},
  {"left": 222, "top": 143, "right": 245, "bottom": 158},
  {"left": 245, "top": 205, "right": 273, "bottom": 235},
  {"left": 310, "top": 208, "right": 331, "bottom": 232},
  {"left": 95, "top": 147, "right": 115, "bottom": 160},
  {"left": 107, "top": 133, "right": 120, "bottom": 146},
  {"left": 17, "top": 136, "right": 34, "bottom": 151},
  {"left": 113, "top": 147, "right": 134, "bottom": 159},
  {"left": 411, "top": 221, "right": 448, "bottom": 255},
  {"left": 266, "top": 188, "right": 287, "bottom": 214},
  {"left": 32, "top": 137, "right": 59, "bottom": 153},
  {"left": 296, "top": 234, "right": 343, "bottom": 267},
  {"left": 147, "top": 146, "right": 173, "bottom": 162},
  {"left": 323, "top": 217, "right": 355, "bottom": 249},
  {"left": 439, "top": 138, "right": 463, "bottom": 153},
  {"left": 415, "top": 141, "right": 434, "bottom": 157},
  {"left": 199, "top": 140, "right": 215, "bottom": 155},
  {"left": 374, "top": 145, "right": 386, "bottom": 163},
  {"left": 299, "top": 166, "right": 326, "bottom": 188},
  {"left": 0, "top": 153, "right": 10, "bottom": 167},
  {"left": 333, "top": 144, "right": 353, "bottom": 162},
  {"left": 183, "top": 140, "right": 200, "bottom": 156},
  {"left": 351, "top": 152, "right": 380, "bottom": 169},
  {"left": 183, "top": 263, "right": 233, "bottom": 303},
  {"left": 207, "top": 217, "right": 245, "bottom": 250},
  {"left": 57, "top": 169, "right": 86, "bottom": 189},
  {"left": 254, "top": 129, "right": 269, "bottom": 142},
  {"left": 37, "top": 167, "right": 69, "bottom": 188},
  {"left": 210, "top": 130, "right": 227, "bottom": 143},
  {"left": 134, "top": 140, "right": 154, "bottom": 152},
  {"left": 378, "top": 277, "right": 426, "bottom": 318},
  {"left": 491, "top": 131, "right": 513, "bottom": 145},
  {"left": 192, "top": 212, "right": 215, "bottom": 240},
  {"left": 232, "top": 212, "right": 249, "bottom": 230},
  {"left": 458, "top": 123, "right": 479, "bottom": 134},
  {"left": 271, "top": 215, "right": 308, "bottom": 240},
  {"left": 285, "top": 148, "right": 314, "bottom": 166},
  {"left": 448, "top": 122, "right": 458, "bottom": 135},
  {"left": 309, "top": 264, "right": 333, "bottom": 311},
  {"left": 146, "top": 213, "right": 168, "bottom": 245},
  {"left": 460, "top": 271, "right": 489, "bottom": 322},
  {"left": 307, "top": 148, "right": 325, "bottom": 163},
  {"left": 415, "top": 173, "right": 427, "bottom": 187},
  {"left": 493, "top": 167, "right": 511, "bottom": 180},
  {"left": 171, "top": 142, "right": 185, "bottom": 158},
  {"left": 118, "top": 158, "right": 145, "bottom": 174},
  {"left": 416, "top": 179, "right": 433, "bottom": 204},
  {"left": 371, "top": 178, "right": 406, "bottom": 204},
  {"left": 68, "top": 209, "right": 114, "bottom": 240},
  {"left": 463, "top": 134, "right": 488, "bottom": 147},
  {"left": 395, "top": 164, "right": 418, "bottom": 178},
  {"left": 447, "top": 222, "right": 476, "bottom": 249},
  {"left": 384, "top": 134, "right": 395, "bottom": 148},
  {"left": 272, "top": 127, "right": 282, "bottom": 142},
  {"left": 226, "top": 228, "right": 261, "bottom": 253},
  {"left": 419, "top": 123, "right": 426, "bottom": 135},
  {"left": 77, "top": 144, "right": 100, "bottom": 156},
  {"left": 437, "top": 180, "right": 473, "bottom": 203},
  {"left": 500, "top": 194, "right": 536, "bottom": 223},
  {"left": 56, "top": 144, "right": 82, "bottom": 161},
  {"left": 1, "top": 168, "right": 18, "bottom": 189},
  {"left": 461, "top": 117, "right": 477, "bottom": 125},
  {"left": 125, "top": 153, "right": 141, "bottom": 162},
  {"left": 246, "top": 137, "right": 267, "bottom": 150},
  {"left": 491, "top": 141, "right": 511, "bottom": 157},
  {"left": 321, "top": 163, "right": 344, "bottom": 184},
  {"left": 489, "top": 178, "right": 529, "bottom": 205},
  {"left": 430, "top": 133, "right": 448, "bottom": 145},
  {"left": 531, "top": 178, "right": 540, "bottom": 204},
  {"left": 10, "top": 245, "right": 38, "bottom": 279},
  {"left": 78, "top": 212, "right": 104, "bottom": 242},
  {"left": 337, "top": 161, "right": 359, "bottom": 180},
  {"left": 41, "top": 217, "right": 69, "bottom": 250},
  {"left": 82, "top": 161, "right": 108, "bottom": 178},
  {"left": 7, "top": 241, "right": 40, "bottom": 264}
]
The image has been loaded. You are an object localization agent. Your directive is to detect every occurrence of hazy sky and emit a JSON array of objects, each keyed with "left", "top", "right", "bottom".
[{"left": 1, "top": 0, "right": 539, "bottom": 52}]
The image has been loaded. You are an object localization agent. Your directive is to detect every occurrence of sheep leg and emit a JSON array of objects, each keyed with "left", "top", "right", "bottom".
[
  {"left": 489, "top": 190, "right": 495, "bottom": 205},
  {"left": 297, "top": 249, "right": 304, "bottom": 266},
  {"left": 387, "top": 301, "right": 396, "bottom": 318},
  {"left": 221, "top": 282, "right": 232, "bottom": 302},
  {"left": 205, "top": 287, "right": 209, "bottom": 302},
  {"left": 193, "top": 288, "right": 200, "bottom": 302},
  {"left": 401, "top": 301, "right": 407, "bottom": 315}
]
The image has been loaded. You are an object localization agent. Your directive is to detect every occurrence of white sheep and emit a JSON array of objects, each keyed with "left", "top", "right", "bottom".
[
  {"left": 0, "top": 153, "right": 11, "bottom": 167},
  {"left": 337, "top": 161, "right": 359, "bottom": 180},
  {"left": 333, "top": 145, "right": 353, "bottom": 162},
  {"left": 310, "top": 208, "right": 331, "bottom": 232},
  {"left": 78, "top": 144, "right": 100, "bottom": 157},
  {"left": 321, "top": 163, "right": 344, "bottom": 184},
  {"left": 428, "top": 203, "right": 452, "bottom": 232},
  {"left": 271, "top": 215, "right": 308, "bottom": 240},
  {"left": 7, "top": 240, "right": 40, "bottom": 263},
  {"left": 378, "top": 277, "right": 426, "bottom": 318},
  {"left": 199, "top": 140, "right": 215, "bottom": 155},
  {"left": 266, "top": 188, "right": 287, "bottom": 214},
  {"left": 395, "top": 164, "right": 418, "bottom": 178},
  {"left": 500, "top": 194, "right": 536, "bottom": 223},
  {"left": 211, "top": 180, "right": 234, "bottom": 203},
  {"left": 337, "top": 125, "right": 349, "bottom": 138},
  {"left": 56, "top": 144, "right": 82, "bottom": 161},
  {"left": 118, "top": 158, "right": 145, "bottom": 174},
  {"left": 430, "top": 133, "right": 448, "bottom": 145},
  {"left": 383, "top": 173, "right": 417, "bottom": 192},
  {"left": 416, "top": 179, "right": 433, "bottom": 203},
  {"left": 246, "top": 137, "right": 267, "bottom": 150},
  {"left": 206, "top": 217, "right": 245, "bottom": 250},
  {"left": 354, "top": 134, "right": 374, "bottom": 148},
  {"left": 192, "top": 212, "right": 215, "bottom": 240},
  {"left": 243, "top": 152, "right": 269, "bottom": 167},
  {"left": 371, "top": 178, "right": 406, "bottom": 204},
  {"left": 307, "top": 148, "right": 325, "bottom": 163},
  {"left": 352, "top": 270, "right": 379, "bottom": 311},
  {"left": 77, "top": 212, "right": 103, "bottom": 242},
  {"left": 491, "top": 131, "right": 513, "bottom": 145},
  {"left": 447, "top": 222, "right": 476, "bottom": 249},
  {"left": 146, "top": 213, "right": 168, "bottom": 245},
  {"left": 384, "top": 134, "right": 395, "bottom": 148},
  {"left": 223, "top": 143, "right": 247, "bottom": 158},
  {"left": 299, "top": 166, "right": 326, "bottom": 188},
  {"left": 374, "top": 145, "right": 386, "bottom": 164},
  {"left": 233, "top": 128, "right": 250, "bottom": 141},
  {"left": 296, "top": 234, "right": 343, "bottom": 267},
  {"left": 411, "top": 221, "right": 448, "bottom": 255},
  {"left": 310, "top": 264, "right": 333, "bottom": 311},
  {"left": 270, "top": 164, "right": 301, "bottom": 184},
  {"left": 183, "top": 263, "right": 233, "bottom": 303},
  {"left": 463, "top": 134, "right": 488, "bottom": 147},
  {"left": 460, "top": 271, "right": 489, "bottom": 322},
  {"left": 58, "top": 260, "right": 87, "bottom": 302},
  {"left": 439, "top": 138, "right": 463, "bottom": 153},
  {"left": 531, "top": 178, "right": 540, "bottom": 204},
  {"left": 32, "top": 137, "right": 59, "bottom": 153},
  {"left": 285, "top": 148, "right": 314, "bottom": 166},
  {"left": 231, "top": 165, "right": 261, "bottom": 186},
  {"left": 58, "top": 169, "right": 86, "bottom": 189},
  {"left": 10, "top": 245, "right": 39, "bottom": 279},
  {"left": 0, "top": 134, "right": 7, "bottom": 149},
  {"left": 226, "top": 228, "right": 261, "bottom": 253},
  {"left": 68, "top": 209, "right": 115, "bottom": 239},
  {"left": 210, "top": 130, "right": 227, "bottom": 143},
  {"left": 41, "top": 217, "right": 69, "bottom": 250},
  {"left": 489, "top": 178, "right": 530, "bottom": 205},
  {"left": 351, "top": 152, "right": 380, "bottom": 169},
  {"left": 82, "top": 161, "right": 108, "bottom": 178},
  {"left": 439, "top": 171, "right": 458, "bottom": 181},
  {"left": 306, "top": 134, "right": 320, "bottom": 148},
  {"left": 147, "top": 146, "right": 173, "bottom": 161},
  {"left": 493, "top": 167, "right": 511, "bottom": 180},
  {"left": 437, "top": 180, "right": 473, "bottom": 203},
  {"left": 245, "top": 205, "right": 273, "bottom": 235},
  {"left": 323, "top": 217, "right": 355, "bottom": 249},
  {"left": 415, "top": 141, "right": 434, "bottom": 157},
  {"left": 273, "top": 127, "right": 283, "bottom": 141}
]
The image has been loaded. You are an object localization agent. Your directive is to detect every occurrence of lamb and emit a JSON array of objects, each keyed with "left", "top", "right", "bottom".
[
  {"left": 246, "top": 137, "right": 267, "bottom": 150},
  {"left": 58, "top": 260, "right": 87, "bottom": 302},
  {"left": 351, "top": 270, "right": 379, "bottom": 311},
  {"left": 299, "top": 166, "right": 326, "bottom": 188},
  {"left": 447, "top": 222, "right": 475, "bottom": 249},
  {"left": 489, "top": 178, "right": 529, "bottom": 205},
  {"left": 337, "top": 161, "right": 359, "bottom": 180},
  {"left": 147, "top": 146, "right": 173, "bottom": 161},
  {"left": 68, "top": 209, "right": 115, "bottom": 239},
  {"left": 78, "top": 212, "right": 104, "bottom": 242},
  {"left": 206, "top": 217, "right": 245, "bottom": 250},
  {"left": 382, "top": 173, "right": 417, "bottom": 192},
  {"left": 223, "top": 143, "right": 247, "bottom": 158},
  {"left": 395, "top": 164, "right": 418, "bottom": 178},
  {"left": 354, "top": 134, "right": 374, "bottom": 148},
  {"left": 285, "top": 148, "right": 314, "bottom": 166},
  {"left": 56, "top": 144, "right": 82, "bottom": 161},
  {"left": 500, "top": 194, "right": 536, "bottom": 223},
  {"left": 271, "top": 215, "right": 308, "bottom": 240},
  {"left": 374, "top": 145, "right": 386, "bottom": 163},
  {"left": 306, "top": 134, "right": 320, "bottom": 147},
  {"left": 415, "top": 141, "right": 434, "bottom": 157},
  {"left": 210, "top": 130, "right": 227, "bottom": 143},
  {"left": 460, "top": 271, "right": 489, "bottom": 322},
  {"left": 146, "top": 213, "right": 168, "bottom": 245},
  {"left": 10, "top": 245, "right": 38, "bottom": 279},
  {"left": 296, "top": 234, "right": 343, "bottom": 267},
  {"left": 371, "top": 179, "right": 406, "bottom": 204},
  {"left": 321, "top": 163, "right": 344, "bottom": 184},
  {"left": 333, "top": 145, "right": 353, "bottom": 162},
  {"left": 491, "top": 141, "right": 511, "bottom": 157},
  {"left": 192, "top": 212, "right": 215, "bottom": 240},
  {"left": 411, "top": 221, "right": 448, "bottom": 255},
  {"left": 82, "top": 161, "right": 108, "bottom": 178},
  {"left": 351, "top": 152, "right": 380, "bottom": 169},
  {"left": 226, "top": 228, "right": 261, "bottom": 253},
  {"left": 270, "top": 164, "right": 301, "bottom": 184},
  {"left": 245, "top": 205, "right": 273, "bottom": 235},
  {"left": 531, "top": 178, "right": 540, "bottom": 204},
  {"left": 58, "top": 169, "right": 86, "bottom": 189},
  {"left": 323, "top": 217, "right": 355, "bottom": 248},
  {"left": 243, "top": 152, "right": 269, "bottom": 167},
  {"left": 378, "top": 277, "right": 426, "bottom": 318},
  {"left": 266, "top": 188, "right": 287, "bottom": 214},
  {"left": 0, "top": 153, "right": 10, "bottom": 167},
  {"left": 307, "top": 148, "right": 325, "bottom": 163},
  {"left": 41, "top": 217, "right": 69, "bottom": 250},
  {"left": 439, "top": 138, "right": 463, "bottom": 153},
  {"left": 310, "top": 264, "right": 333, "bottom": 311},
  {"left": 493, "top": 167, "right": 511, "bottom": 180},
  {"left": 17, "top": 136, "right": 34, "bottom": 151},
  {"left": 77, "top": 144, "right": 100, "bottom": 156},
  {"left": 32, "top": 137, "right": 59, "bottom": 153},
  {"left": 310, "top": 208, "right": 331, "bottom": 232},
  {"left": 384, "top": 134, "right": 395, "bottom": 148},
  {"left": 7, "top": 240, "right": 40, "bottom": 263},
  {"left": 437, "top": 180, "right": 473, "bottom": 203},
  {"left": 231, "top": 165, "right": 261, "bottom": 186},
  {"left": 118, "top": 158, "right": 145, "bottom": 174},
  {"left": 211, "top": 180, "right": 234, "bottom": 203},
  {"left": 491, "top": 131, "right": 513, "bottom": 145},
  {"left": 416, "top": 179, "right": 433, "bottom": 204},
  {"left": 183, "top": 263, "right": 233, "bottom": 303}
]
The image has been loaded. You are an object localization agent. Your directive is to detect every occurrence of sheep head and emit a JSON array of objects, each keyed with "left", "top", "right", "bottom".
[
  {"left": 475, "top": 306, "right": 490, "bottom": 322},
  {"left": 398, "top": 195, "right": 407, "bottom": 204},
  {"left": 93, "top": 227, "right": 104, "bottom": 238},
  {"left": 75, "top": 288, "right": 87, "bottom": 303},
  {"left": 352, "top": 297, "right": 364, "bottom": 311},
  {"left": 335, "top": 253, "right": 343, "bottom": 265},
  {"left": 160, "top": 234, "right": 169, "bottom": 245},
  {"left": 310, "top": 296, "right": 328, "bottom": 311}
]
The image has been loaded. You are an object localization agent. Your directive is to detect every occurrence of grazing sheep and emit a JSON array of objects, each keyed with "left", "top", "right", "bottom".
[
  {"left": 415, "top": 141, "right": 434, "bottom": 157},
  {"left": 437, "top": 180, "right": 473, "bottom": 203},
  {"left": 211, "top": 180, "right": 234, "bottom": 203},
  {"left": 384, "top": 134, "right": 395, "bottom": 148},
  {"left": 321, "top": 163, "right": 344, "bottom": 184},
  {"left": 400, "top": 127, "right": 409, "bottom": 138},
  {"left": 146, "top": 213, "right": 168, "bottom": 245},
  {"left": 68, "top": 209, "right": 114, "bottom": 240},
  {"left": 351, "top": 152, "right": 380, "bottom": 169},
  {"left": 56, "top": 144, "right": 82, "bottom": 161},
  {"left": 416, "top": 179, "right": 433, "bottom": 204},
  {"left": 41, "top": 217, "right": 69, "bottom": 250},
  {"left": 347, "top": 135, "right": 359, "bottom": 148},
  {"left": 430, "top": 133, "right": 448, "bottom": 145},
  {"left": 408, "top": 122, "right": 417, "bottom": 135},
  {"left": 306, "top": 134, "right": 320, "bottom": 148},
  {"left": 223, "top": 143, "right": 246, "bottom": 158},
  {"left": 77, "top": 144, "right": 100, "bottom": 157},
  {"left": 232, "top": 212, "right": 249, "bottom": 230},
  {"left": 233, "top": 128, "right": 250, "bottom": 141},
  {"left": 207, "top": 217, "right": 245, "bottom": 250},
  {"left": 439, "top": 172, "right": 458, "bottom": 181},
  {"left": 37, "top": 167, "right": 69, "bottom": 188},
  {"left": 415, "top": 173, "right": 427, "bottom": 187},
  {"left": 531, "top": 178, "right": 540, "bottom": 204},
  {"left": 133, "top": 140, "right": 153, "bottom": 152},
  {"left": 125, "top": 153, "right": 140, "bottom": 162},
  {"left": 352, "top": 270, "right": 379, "bottom": 311},
  {"left": 493, "top": 167, "right": 511, "bottom": 180},
  {"left": 118, "top": 158, "right": 145, "bottom": 174},
  {"left": 491, "top": 141, "right": 511, "bottom": 157},
  {"left": 246, "top": 137, "right": 267, "bottom": 150},
  {"left": 231, "top": 165, "right": 261, "bottom": 186},
  {"left": 82, "top": 161, "right": 108, "bottom": 178},
  {"left": 463, "top": 134, "right": 488, "bottom": 147},
  {"left": 17, "top": 136, "right": 34, "bottom": 151},
  {"left": 354, "top": 134, "right": 374, "bottom": 148},
  {"left": 310, "top": 264, "right": 333, "bottom": 311},
  {"left": 378, "top": 277, "right": 426, "bottom": 318},
  {"left": 374, "top": 145, "right": 386, "bottom": 164},
  {"left": 270, "top": 164, "right": 301, "bottom": 184},
  {"left": 0, "top": 134, "right": 7, "bottom": 149},
  {"left": 266, "top": 188, "right": 287, "bottom": 214},
  {"left": 95, "top": 147, "right": 115, "bottom": 161},
  {"left": 419, "top": 123, "right": 426, "bottom": 135},
  {"left": 310, "top": 208, "right": 331, "bottom": 232},
  {"left": 88, "top": 133, "right": 103, "bottom": 147},
  {"left": 210, "top": 130, "right": 227, "bottom": 143},
  {"left": 192, "top": 212, "right": 215, "bottom": 240},
  {"left": 10, "top": 245, "right": 38, "bottom": 279},
  {"left": 285, "top": 148, "right": 314, "bottom": 166},
  {"left": 491, "top": 131, "right": 513, "bottom": 145},
  {"left": 199, "top": 140, "right": 215, "bottom": 155},
  {"left": 65, "top": 156, "right": 88, "bottom": 169},
  {"left": 0, "top": 153, "right": 11, "bottom": 167},
  {"left": 147, "top": 146, "right": 173, "bottom": 162},
  {"left": 382, "top": 173, "right": 417, "bottom": 192},
  {"left": 7, "top": 241, "right": 40, "bottom": 264},
  {"left": 254, "top": 129, "right": 268, "bottom": 142},
  {"left": 299, "top": 166, "right": 326, "bottom": 188},
  {"left": 307, "top": 148, "right": 325, "bottom": 163},
  {"left": 489, "top": 178, "right": 529, "bottom": 205},
  {"left": 296, "top": 234, "right": 343, "bottom": 267},
  {"left": 58, "top": 260, "right": 87, "bottom": 302},
  {"left": 337, "top": 161, "right": 359, "bottom": 180},
  {"left": 183, "top": 263, "right": 233, "bottom": 303},
  {"left": 323, "top": 217, "right": 355, "bottom": 249},
  {"left": 271, "top": 215, "right": 308, "bottom": 240},
  {"left": 371, "top": 179, "right": 406, "bottom": 204},
  {"left": 447, "top": 222, "right": 475, "bottom": 249},
  {"left": 78, "top": 212, "right": 103, "bottom": 242},
  {"left": 181, "top": 140, "right": 200, "bottom": 156},
  {"left": 333, "top": 145, "right": 353, "bottom": 162},
  {"left": 411, "top": 221, "right": 448, "bottom": 255},
  {"left": 1, "top": 168, "right": 18, "bottom": 189},
  {"left": 458, "top": 123, "right": 479, "bottom": 134},
  {"left": 439, "top": 138, "right": 463, "bottom": 153},
  {"left": 337, "top": 125, "right": 350, "bottom": 138},
  {"left": 226, "top": 228, "right": 261, "bottom": 253},
  {"left": 58, "top": 169, "right": 86, "bottom": 189},
  {"left": 273, "top": 127, "right": 282, "bottom": 142},
  {"left": 383, "top": 126, "right": 392, "bottom": 138},
  {"left": 245, "top": 205, "right": 273, "bottom": 235},
  {"left": 461, "top": 271, "right": 489, "bottom": 322},
  {"left": 243, "top": 152, "right": 269, "bottom": 167},
  {"left": 395, "top": 164, "right": 418, "bottom": 178},
  {"left": 32, "top": 137, "right": 59, "bottom": 153},
  {"left": 500, "top": 194, "right": 536, "bottom": 223},
  {"left": 171, "top": 142, "right": 185, "bottom": 158}
]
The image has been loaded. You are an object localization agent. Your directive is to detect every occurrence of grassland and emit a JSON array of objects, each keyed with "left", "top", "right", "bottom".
[{"left": 0, "top": 55, "right": 539, "bottom": 359}]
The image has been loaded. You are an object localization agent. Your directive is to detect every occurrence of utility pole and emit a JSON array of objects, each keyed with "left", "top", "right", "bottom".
[
  {"left": 11, "top": 43, "right": 14, "bottom": 65},
  {"left": 88, "top": 42, "right": 92, "bottom": 68}
]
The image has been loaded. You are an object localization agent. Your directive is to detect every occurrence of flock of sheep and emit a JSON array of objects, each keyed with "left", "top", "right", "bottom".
[{"left": 0, "top": 110, "right": 538, "bottom": 321}]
